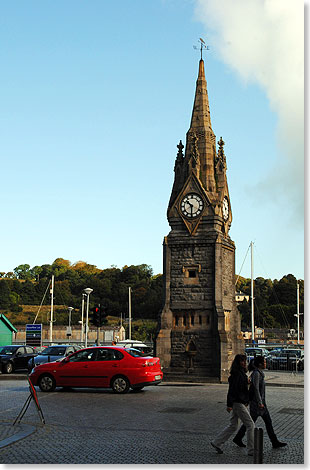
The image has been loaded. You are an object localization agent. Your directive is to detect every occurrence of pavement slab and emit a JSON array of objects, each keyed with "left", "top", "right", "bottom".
[{"left": 0, "top": 372, "right": 304, "bottom": 465}]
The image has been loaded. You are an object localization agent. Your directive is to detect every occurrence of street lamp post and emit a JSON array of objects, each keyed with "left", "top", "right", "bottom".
[
  {"left": 68, "top": 307, "right": 73, "bottom": 327},
  {"left": 67, "top": 307, "right": 73, "bottom": 339},
  {"left": 80, "top": 293, "right": 87, "bottom": 344},
  {"left": 128, "top": 287, "right": 132, "bottom": 340},
  {"left": 294, "top": 280, "right": 303, "bottom": 345},
  {"left": 83, "top": 288, "right": 93, "bottom": 348}
]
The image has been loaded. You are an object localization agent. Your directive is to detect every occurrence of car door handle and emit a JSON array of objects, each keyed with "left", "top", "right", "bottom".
[
  {"left": 112, "top": 364, "right": 118, "bottom": 367},
  {"left": 83, "top": 365, "right": 88, "bottom": 368}
]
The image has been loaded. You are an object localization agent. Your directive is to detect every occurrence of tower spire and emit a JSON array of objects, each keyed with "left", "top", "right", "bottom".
[{"left": 185, "top": 56, "right": 216, "bottom": 194}]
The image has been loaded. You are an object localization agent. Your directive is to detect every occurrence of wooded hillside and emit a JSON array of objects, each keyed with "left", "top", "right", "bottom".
[{"left": 0, "top": 259, "right": 304, "bottom": 330}]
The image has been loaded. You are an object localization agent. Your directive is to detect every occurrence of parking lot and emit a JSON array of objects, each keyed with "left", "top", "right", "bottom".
[{"left": 0, "top": 375, "right": 304, "bottom": 464}]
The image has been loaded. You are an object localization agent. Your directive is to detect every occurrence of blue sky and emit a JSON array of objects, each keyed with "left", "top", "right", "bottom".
[{"left": 0, "top": 0, "right": 304, "bottom": 281}]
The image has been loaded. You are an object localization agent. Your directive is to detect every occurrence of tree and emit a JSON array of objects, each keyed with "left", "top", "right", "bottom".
[
  {"left": 20, "top": 281, "right": 38, "bottom": 304},
  {"left": 30, "top": 266, "right": 43, "bottom": 282},
  {"left": 270, "top": 274, "right": 297, "bottom": 306},
  {"left": 5, "top": 272, "right": 15, "bottom": 279},
  {"left": 14, "top": 264, "right": 32, "bottom": 280},
  {"left": 39, "top": 264, "right": 53, "bottom": 279},
  {"left": 0, "top": 280, "right": 11, "bottom": 309},
  {"left": 237, "top": 300, "right": 251, "bottom": 328},
  {"left": 52, "top": 259, "right": 71, "bottom": 280}
]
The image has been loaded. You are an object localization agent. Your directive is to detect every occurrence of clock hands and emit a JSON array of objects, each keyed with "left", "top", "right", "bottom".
[{"left": 186, "top": 200, "right": 194, "bottom": 216}]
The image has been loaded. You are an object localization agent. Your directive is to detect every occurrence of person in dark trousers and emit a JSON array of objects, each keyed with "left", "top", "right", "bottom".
[
  {"left": 211, "top": 354, "right": 255, "bottom": 456},
  {"left": 233, "top": 355, "right": 287, "bottom": 449}
]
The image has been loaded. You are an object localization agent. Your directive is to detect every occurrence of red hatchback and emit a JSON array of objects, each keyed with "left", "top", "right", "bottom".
[{"left": 29, "top": 346, "right": 163, "bottom": 394}]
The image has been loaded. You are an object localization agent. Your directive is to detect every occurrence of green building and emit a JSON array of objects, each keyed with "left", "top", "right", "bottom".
[{"left": 0, "top": 314, "right": 17, "bottom": 346}]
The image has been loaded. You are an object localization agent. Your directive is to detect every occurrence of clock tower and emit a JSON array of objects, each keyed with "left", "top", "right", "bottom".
[{"left": 156, "top": 58, "right": 244, "bottom": 382}]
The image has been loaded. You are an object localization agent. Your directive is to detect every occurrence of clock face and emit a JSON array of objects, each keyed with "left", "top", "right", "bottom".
[
  {"left": 181, "top": 193, "right": 204, "bottom": 218},
  {"left": 223, "top": 197, "right": 229, "bottom": 221}
]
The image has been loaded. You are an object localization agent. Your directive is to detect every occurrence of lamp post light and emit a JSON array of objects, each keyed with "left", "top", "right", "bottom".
[
  {"left": 294, "top": 280, "right": 303, "bottom": 345},
  {"left": 80, "top": 293, "right": 87, "bottom": 344},
  {"left": 83, "top": 288, "right": 93, "bottom": 348}
]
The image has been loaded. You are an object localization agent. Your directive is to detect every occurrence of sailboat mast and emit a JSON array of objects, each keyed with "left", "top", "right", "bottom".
[
  {"left": 250, "top": 242, "right": 255, "bottom": 345},
  {"left": 49, "top": 275, "right": 54, "bottom": 343}
]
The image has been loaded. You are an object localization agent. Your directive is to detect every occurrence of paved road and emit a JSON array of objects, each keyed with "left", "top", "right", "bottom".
[{"left": 0, "top": 379, "right": 304, "bottom": 465}]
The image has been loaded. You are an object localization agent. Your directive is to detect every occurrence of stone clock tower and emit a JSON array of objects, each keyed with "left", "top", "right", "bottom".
[{"left": 156, "top": 58, "right": 244, "bottom": 382}]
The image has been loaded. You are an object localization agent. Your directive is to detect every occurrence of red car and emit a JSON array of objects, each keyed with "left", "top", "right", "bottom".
[{"left": 29, "top": 346, "right": 163, "bottom": 394}]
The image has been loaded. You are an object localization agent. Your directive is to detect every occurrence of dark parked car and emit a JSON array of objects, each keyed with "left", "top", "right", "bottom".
[
  {"left": 245, "top": 347, "right": 269, "bottom": 362},
  {"left": 266, "top": 349, "right": 304, "bottom": 371},
  {"left": 29, "top": 346, "right": 163, "bottom": 394},
  {"left": 28, "top": 345, "right": 79, "bottom": 371},
  {"left": 0, "top": 345, "right": 37, "bottom": 374}
]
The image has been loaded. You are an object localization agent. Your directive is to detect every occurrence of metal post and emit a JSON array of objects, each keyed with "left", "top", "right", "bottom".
[
  {"left": 128, "top": 287, "right": 132, "bottom": 340},
  {"left": 83, "top": 288, "right": 93, "bottom": 348},
  {"left": 251, "top": 242, "right": 255, "bottom": 345},
  {"left": 297, "top": 281, "right": 300, "bottom": 344},
  {"left": 85, "top": 294, "right": 90, "bottom": 348},
  {"left": 254, "top": 427, "right": 263, "bottom": 463},
  {"left": 81, "top": 294, "right": 86, "bottom": 343},
  {"left": 49, "top": 275, "right": 54, "bottom": 344}
]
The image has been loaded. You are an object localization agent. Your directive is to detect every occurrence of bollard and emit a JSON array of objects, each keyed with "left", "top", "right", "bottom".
[{"left": 254, "top": 427, "right": 263, "bottom": 464}]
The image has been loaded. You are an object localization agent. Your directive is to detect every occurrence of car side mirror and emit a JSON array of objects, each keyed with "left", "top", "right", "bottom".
[
  {"left": 62, "top": 356, "right": 70, "bottom": 363},
  {"left": 16, "top": 352, "right": 22, "bottom": 356}
]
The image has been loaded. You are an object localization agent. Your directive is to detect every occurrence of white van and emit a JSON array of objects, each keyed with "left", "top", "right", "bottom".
[{"left": 116, "top": 339, "right": 153, "bottom": 356}]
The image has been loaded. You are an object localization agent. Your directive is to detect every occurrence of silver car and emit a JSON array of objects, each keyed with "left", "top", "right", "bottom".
[{"left": 28, "top": 345, "right": 78, "bottom": 371}]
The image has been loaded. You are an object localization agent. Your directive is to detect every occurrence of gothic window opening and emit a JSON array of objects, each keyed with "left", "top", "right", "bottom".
[
  {"left": 188, "top": 270, "right": 196, "bottom": 278},
  {"left": 199, "top": 315, "right": 202, "bottom": 325},
  {"left": 175, "top": 315, "right": 179, "bottom": 327},
  {"left": 191, "top": 315, "right": 195, "bottom": 325},
  {"left": 183, "top": 316, "right": 187, "bottom": 326}
]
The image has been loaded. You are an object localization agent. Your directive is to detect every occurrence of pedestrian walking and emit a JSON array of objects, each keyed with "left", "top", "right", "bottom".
[
  {"left": 211, "top": 354, "right": 255, "bottom": 456},
  {"left": 233, "top": 355, "right": 287, "bottom": 449}
]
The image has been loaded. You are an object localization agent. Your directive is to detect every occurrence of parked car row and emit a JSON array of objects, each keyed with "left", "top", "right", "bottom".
[
  {"left": 245, "top": 347, "right": 304, "bottom": 371},
  {"left": 266, "top": 349, "right": 304, "bottom": 371},
  {"left": 0, "top": 340, "right": 154, "bottom": 375}
]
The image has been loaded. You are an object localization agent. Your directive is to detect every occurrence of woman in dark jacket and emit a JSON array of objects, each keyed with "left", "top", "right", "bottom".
[
  {"left": 211, "top": 354, "right": 255, "bottom": 456},
  {"left": 233, "top": 355, "right": 287, "bottom": 448}
]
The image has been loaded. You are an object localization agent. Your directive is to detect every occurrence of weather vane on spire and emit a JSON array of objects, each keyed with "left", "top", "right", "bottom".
[{"left": 193, "top": 38, "right": 210, "bottom": 60}]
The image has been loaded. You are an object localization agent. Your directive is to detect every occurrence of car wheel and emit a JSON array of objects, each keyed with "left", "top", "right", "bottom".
[
  {"left": 4, "top": 362, "right": 13, "bottom": 374},
  {"left": 111, "top": 376, "right": 130, "bottom": 394},
  {"left": 38, "top": 374, "right": 56, "bottom": 392}
]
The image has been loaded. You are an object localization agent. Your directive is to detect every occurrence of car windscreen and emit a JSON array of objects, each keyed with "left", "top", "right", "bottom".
[
  {"left": 41, "top": 347, "right": 66, "bottom": 356},
  {"left": 0, "top": 346, "right": 18, "bottom": 355}
]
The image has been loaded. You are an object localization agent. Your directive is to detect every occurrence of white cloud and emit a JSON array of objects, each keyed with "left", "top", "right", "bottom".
[{"left": 194, "top": 0, "right": 304, "bottom": 224}]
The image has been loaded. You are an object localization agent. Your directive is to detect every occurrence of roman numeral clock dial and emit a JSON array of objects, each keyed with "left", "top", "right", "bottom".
[{"left": 180, "top": 193, "right": 204, "bottom": 218}]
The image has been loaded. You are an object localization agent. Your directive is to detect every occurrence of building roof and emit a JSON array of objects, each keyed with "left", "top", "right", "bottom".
[{"left": 0, "top": 314, "right": 17, "bottom": 333}]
